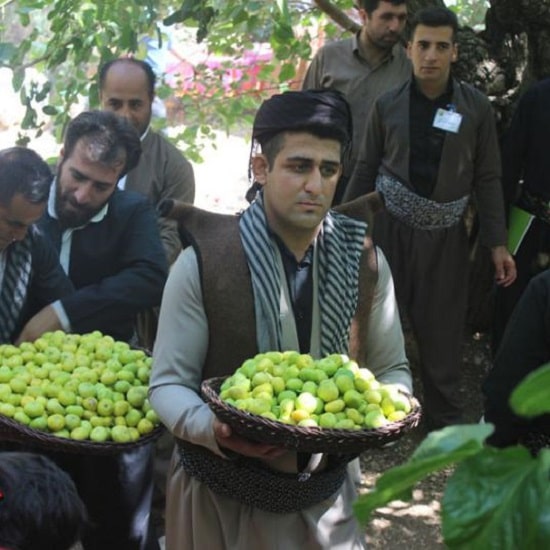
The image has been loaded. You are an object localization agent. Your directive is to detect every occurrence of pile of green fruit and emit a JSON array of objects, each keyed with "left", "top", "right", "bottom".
[
  {"left": 0, "top": 330, "right": 160, "bottom": 443},
  {"left": 219, "top": 351, "right": 412, "bottom": 430}
]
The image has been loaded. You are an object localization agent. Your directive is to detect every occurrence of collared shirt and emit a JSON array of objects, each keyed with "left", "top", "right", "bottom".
[
  {"left": 302, "top": 34, "right": 411, "bottom": 177},
  {"left": 46, "top": 181, "right": 109, "bottom": 330},
  {"left": 409, "top": 78, "right": 454, "bottom": 197},
  {"left": 271, "top": 233, "right": 314, "bottom": 353}
]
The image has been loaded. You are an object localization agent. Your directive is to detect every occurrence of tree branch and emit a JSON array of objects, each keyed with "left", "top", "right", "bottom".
[{"left": 313, "top": 0, "right": 361, "bottom": 33}]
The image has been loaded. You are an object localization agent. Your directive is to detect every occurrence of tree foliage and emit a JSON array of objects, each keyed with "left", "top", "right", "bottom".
[
  {"left": 0, "top": 0, "right": 549, "bottom": 153},
  {"left": 354, "top": 363, "right": 550, "bottom": 548}
]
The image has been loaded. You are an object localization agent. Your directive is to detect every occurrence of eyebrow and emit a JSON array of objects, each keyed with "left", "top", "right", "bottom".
[{"left": 285, "top": 156, "right": 340, "bottom": 165}]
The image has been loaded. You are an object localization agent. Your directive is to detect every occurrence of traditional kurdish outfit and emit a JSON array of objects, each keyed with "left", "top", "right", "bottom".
[
  {"left": 150, "top": 195, "right": 411, "bottom": 550},
  {"left": 345, "top": 78, "right": 507, "bottom": 428}
]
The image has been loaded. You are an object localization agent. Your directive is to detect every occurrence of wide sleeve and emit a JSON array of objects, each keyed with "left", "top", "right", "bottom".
[
  {"left": 344, "top": 99, "right": 385, "bottom": 201},
  {"left": 471, "top": 99, "right": 507, "bottom": 248},
  {"left": 149, "top": 247, "right": 223, "bottom": 456},
  {"left": 61, "top": 199, "right": 168, "bottom": 335},
  {"left": 364, "top": 247, "right": 412, "bottom": 393}
]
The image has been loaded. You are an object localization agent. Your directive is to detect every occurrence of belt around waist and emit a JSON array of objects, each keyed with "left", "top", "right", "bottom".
[
  {"left": 176, "top": 439, "right": 352, "bottom": 514},
  {"left": 376, "top": 174, "right": 469, "bottom": 230}
]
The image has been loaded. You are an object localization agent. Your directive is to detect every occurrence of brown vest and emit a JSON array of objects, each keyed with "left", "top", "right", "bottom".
[{"left": 162, "top": 193, "right": 383, "bottom": 380}]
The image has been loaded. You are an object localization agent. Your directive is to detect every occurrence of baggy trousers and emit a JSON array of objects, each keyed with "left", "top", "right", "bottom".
[{"left": 373, "top": 210, "right": 468, "bottom": 428}]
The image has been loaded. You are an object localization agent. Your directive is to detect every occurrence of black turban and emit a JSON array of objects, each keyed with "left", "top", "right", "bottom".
[{"left": 252, "top": 89, "right": 352, "bottom": 149}]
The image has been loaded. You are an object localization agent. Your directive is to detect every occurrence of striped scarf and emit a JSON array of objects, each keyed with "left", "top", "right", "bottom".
[
  {"left": 239, "top": 194, "right": 367, "bottom": 355},
  {"left": 0, "top": 231, "right": 33, "bottom": 343}
]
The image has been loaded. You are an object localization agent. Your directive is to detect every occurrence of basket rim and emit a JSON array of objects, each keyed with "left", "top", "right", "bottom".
[
  {"left": 0, "top": 413, "right": 164, "bottom": 455},
  {"left": 201, "top": 375, "right": 421, "bottom": 453}
]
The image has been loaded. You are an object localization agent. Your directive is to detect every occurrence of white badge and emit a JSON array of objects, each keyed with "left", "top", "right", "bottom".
[{"left": 433, "top": 107, "right": 462, "bottom": 133}]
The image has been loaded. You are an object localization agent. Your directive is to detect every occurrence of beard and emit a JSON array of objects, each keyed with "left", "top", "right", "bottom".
[{"left": 54, "top": 169, "right": 107, "bottom": 229}]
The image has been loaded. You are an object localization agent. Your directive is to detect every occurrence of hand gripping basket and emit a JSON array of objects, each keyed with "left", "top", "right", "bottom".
[{"left": 201, "top": 376, "right": 421, "bottom": 455}]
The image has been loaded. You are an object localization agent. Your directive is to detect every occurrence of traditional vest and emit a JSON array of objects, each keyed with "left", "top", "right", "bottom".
[
  {"left": 162, "top": 194, "right": 383, "bottom": 512},
  {"left": 162, "top": 193, "right": 382, "bottom": 379}
]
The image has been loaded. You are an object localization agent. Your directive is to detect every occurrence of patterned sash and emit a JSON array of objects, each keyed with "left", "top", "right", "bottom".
[
  {"left": 0, "top": 231, "right": 33, "bottom": 343},
  {"left": 376, "top": 173, "right": 469, "bottom": 230},
  {"left": 239, "top": 194, "right": 367, "bottom": 355}
]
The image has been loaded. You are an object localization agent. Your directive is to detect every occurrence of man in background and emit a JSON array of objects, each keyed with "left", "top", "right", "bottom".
[
  {"left": 302, "top": 0, "right": 410, "bottom": 204},
  {"left": 99, "top": 57, "right": 195, "bottom": 265},
  {"left": 344, "top": 7, "right": 516, "bottom": 430}
]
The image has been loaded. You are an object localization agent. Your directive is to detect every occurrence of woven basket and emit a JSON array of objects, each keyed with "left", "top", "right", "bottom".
[
  {"left": 0, "top": 414, "right": 164, "bottom": 455},
  {"left": 201, "top": 376, "right": 421, "bottom": 454}
]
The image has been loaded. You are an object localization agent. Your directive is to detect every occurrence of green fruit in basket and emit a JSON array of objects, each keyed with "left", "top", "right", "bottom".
[
  {"left": 364, "top": 410, "right": 389, "bottom": 429},
  {"left": 65, "top": 413, "right": 81, "bottom": 431},
  {"left": 29, "top": 416, "right": 48, "bottom": 431},
  {"left": 286, "top": 378, "right": 303, "bottom": 392},
  {"left": 23, "top": 400, "right": 45, "bottom": 418},
  {"left": 137, "top": 418, "right": 155, "bottom": 435},
  {"left": 324, "top": 399, "right": 346, "bottom": 414},
  {"left": 46, "top": 398, "right": 65, "bottom": 415},
  {"left": 0, "top": 402, "right": 15, "bottom": 418},
  {"left": 112, "top": 425, "right": 133, "bottom": 443},
  {"left": 334, "top": 374, "right": 354, "bottom": 394},
  {"left": 47, "top": 413, "right": 65, "bottom": 432},
  {"left": 90, "top": 426, "right": 110, "bottom": 442},
  {"left": 319, "top": 412, "right": 337, "bottom": 428},
  {"left": 295, "top": 392, "right": 318, "bottom": 414},
  {"left": 387, "top": 410, "right": 407, "bottom": 422}
]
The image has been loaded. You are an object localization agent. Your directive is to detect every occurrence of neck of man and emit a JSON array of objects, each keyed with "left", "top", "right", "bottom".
[
  {"left": 277, "top": 229, "right": 320, "bottom": 264},
  {"left": 358, "top": 29, "right": 393, "bottom": 67},
  {"left": 415, "top": 77, "right": 450, "bottom": 101}
]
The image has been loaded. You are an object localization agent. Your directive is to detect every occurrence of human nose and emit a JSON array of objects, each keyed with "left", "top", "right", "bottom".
[
  {"left": 73, "top": 183, "right": 93, "bottom": 205},
  {"left": 388, "top": 16, "right": 401, "bottom": 32},
  {"left": 304, "top": 167, "right": 323, "bottom": 194}
]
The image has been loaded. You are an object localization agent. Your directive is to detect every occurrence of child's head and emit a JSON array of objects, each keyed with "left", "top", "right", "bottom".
[{"left": 0, "top": 452, "right": 88, "bottom": 550}]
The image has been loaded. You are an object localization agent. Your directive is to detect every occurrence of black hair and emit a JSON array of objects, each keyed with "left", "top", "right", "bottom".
[
  {"left": 0, "top": 147, "right": 52, "bottom": 206},
  {"left": 359, "top": 0, "right": 407, "bottom": 16},
  {"left": 63, "top": 110, "right": 142, "bottom": 177},
  {"left": 98, "top": 58, "right": 156, "bottom": 98},
  {"left": 0, "top": 452, "right": 88, "bottom": 550},
  {"left": 410, "top": 6, "right": 459, "bottom": 42}
]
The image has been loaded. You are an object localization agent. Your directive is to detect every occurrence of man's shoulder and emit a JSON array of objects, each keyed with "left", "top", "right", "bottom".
[
  {"left": 144, "top": 129, "right": 190, "bottom": 163},
  {"left": 454, "top": 80, "right": 491, "bottom": 106},
  {"left": 108, "top": 189, "right": 152, "bottom": 214},
  {"left": 315, "top": 35, "right": 355, "bottom": 57},
  {"left": 376, "top": 79, "right": 410, "bottom": 105}
]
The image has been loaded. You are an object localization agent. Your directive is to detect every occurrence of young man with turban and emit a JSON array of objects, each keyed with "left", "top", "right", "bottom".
[{"left": 150, "top": 89, "right": 412, "bottom": 549}]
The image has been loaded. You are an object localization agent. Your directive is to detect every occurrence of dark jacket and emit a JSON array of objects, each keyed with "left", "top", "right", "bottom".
[
  {"left": 38, "top": 189, "right": 168, "bottom": 341},
  {"left": 6, "top": 225, "right": 74, "bottom": 343}
]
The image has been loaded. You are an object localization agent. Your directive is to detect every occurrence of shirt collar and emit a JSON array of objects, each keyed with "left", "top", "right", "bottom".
[{"left": 47, "top": 179, "right": 109, "bottom": 228}]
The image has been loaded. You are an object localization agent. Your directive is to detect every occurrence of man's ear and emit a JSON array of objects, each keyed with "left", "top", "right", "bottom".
[
  {"left": 451, "top": 43, "right": 458, "bottom": 63},
  {"left": 251, "top": 154, "right": 269, "bottom": 186}
]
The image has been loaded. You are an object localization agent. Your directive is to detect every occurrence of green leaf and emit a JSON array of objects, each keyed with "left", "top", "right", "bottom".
[
  {"left": 42, "top": 105, "right": 58, "bottom": 115},
  {"left": 442, "top": 447, "right": 550, "bottom": 549},
  {"left": 354, "top": 425, "right": 493, "bottom": 524},
  {"left": 510, "top": 363, "right": 550, "bottom": 418},
  {"left": 12, "top": 69, "right": 25, "bottom": 92},
  {"left": 0, "top": 43, "right": 17, "bottom": 65},
  {"left": 278, "top": 62, "right": 295, "bottom": 82}
]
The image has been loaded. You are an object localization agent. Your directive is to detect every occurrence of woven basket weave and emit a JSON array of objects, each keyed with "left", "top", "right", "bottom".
[
  {"left": 0, "top": 414, "right": 164, "bottom": 455},
  {"left": 201, "top": 376, "right": 421, "bottom": 454}
]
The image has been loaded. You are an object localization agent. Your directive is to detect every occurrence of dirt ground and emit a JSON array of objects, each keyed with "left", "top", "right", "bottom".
[{"left": 359, "top": 331, "right": 492, "bottom": 548}]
